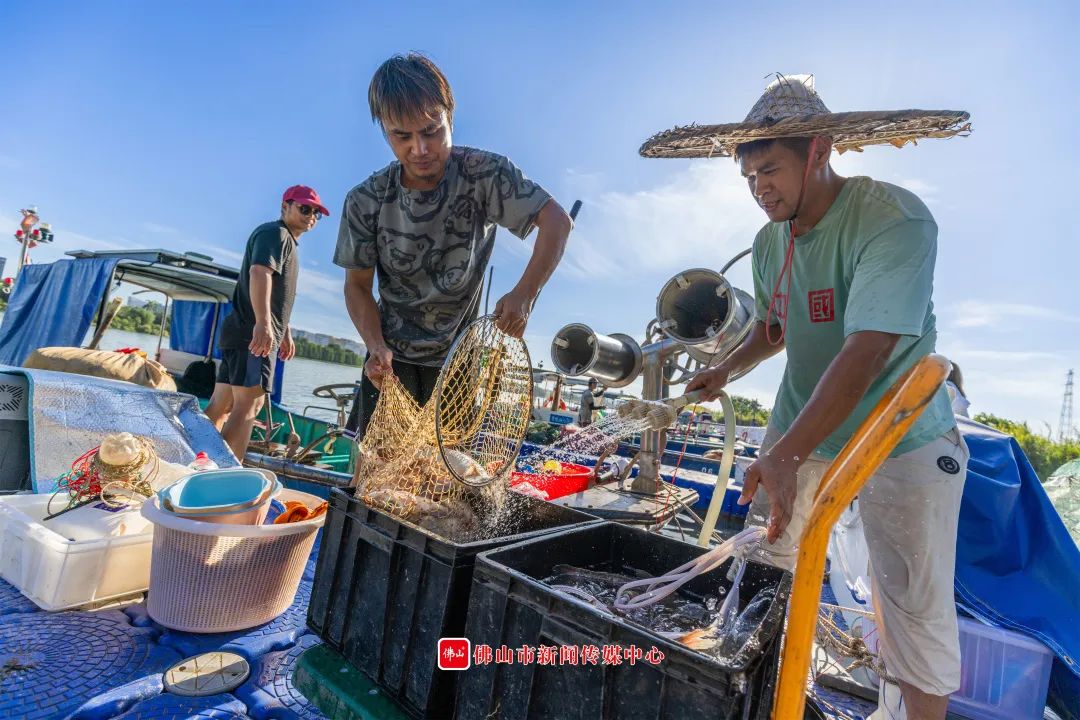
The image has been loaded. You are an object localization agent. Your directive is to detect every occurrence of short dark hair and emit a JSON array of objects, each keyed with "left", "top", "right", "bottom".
[
  {"left": 734, "top": 136, "right": 816, "bottom": 163},
  {"left": 368, "top": 53, "right": 455, "bottom": 129}
]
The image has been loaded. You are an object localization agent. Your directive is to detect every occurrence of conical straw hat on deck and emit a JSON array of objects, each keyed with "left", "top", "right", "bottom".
[{"left": 640, "top": 74, "right": 971, "bottom": 159}]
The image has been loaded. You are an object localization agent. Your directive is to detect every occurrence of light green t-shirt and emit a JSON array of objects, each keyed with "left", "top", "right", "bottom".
[{"left": 751, "top": 176, "right": 955, "bottom": 458}]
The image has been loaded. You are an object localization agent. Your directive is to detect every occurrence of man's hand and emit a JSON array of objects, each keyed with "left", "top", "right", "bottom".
[
  {"left": 493, "top": 287, "right": 533, "bottom": 338},
  {"left": 364, "top": 345, "right": 394, "bottom": 390},
  {"left": 738, "top": 450, "right": 799, "bottom": 543},
  {"left": 278, "top": 328, "right": 295, "bottom": 361},
  {"left": 249, "top": 322, "right": 274, "bottom": 358},
  {"left": 685, "top": 364, "right": 731, "bottom": 401}
]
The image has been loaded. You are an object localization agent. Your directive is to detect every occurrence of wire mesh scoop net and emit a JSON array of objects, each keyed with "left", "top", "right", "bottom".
[
  {"left": 354, "top": 315, "right": 532, "bottom": 531},
  {"left": 435, "top": 315, "right": 533, "bottom": 487}
]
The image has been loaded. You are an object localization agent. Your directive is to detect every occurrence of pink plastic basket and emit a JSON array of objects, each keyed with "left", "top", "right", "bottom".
[{"left": 140, "top": 488, "right": 324, "bottom": 632}]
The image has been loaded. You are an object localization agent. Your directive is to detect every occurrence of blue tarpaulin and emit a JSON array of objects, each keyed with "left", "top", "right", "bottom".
[
  {"left": 170, "top": 299, "right": 284, "bottom": 403},
  {"left": 170, "top": 300, "right": 231, "bottom": 359},
  {"left": 955, "top": 416, "right": 1080, "bottom": 717},
  {"left": 0, "top": 258, "right": 118, "bottom": 366}
]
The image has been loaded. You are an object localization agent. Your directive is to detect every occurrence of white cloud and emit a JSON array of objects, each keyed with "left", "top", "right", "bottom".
[
  {"left": 0, "top": 215, "right": 128, "bottom": 264},
  {"left": 142, "top": 221, "right": 180, "bottom": 235},
  {"left": 561, "top": 161, "right": 763, "bottom": 280},
  {"left": 897, "top": 178, "right": 939, "bottom": 199},
  {"left": 206, "top": 246, "right": 243, "bottom": 264},
  {"left": 947, "top": 300, "right": 1080, "bottom": 329}
]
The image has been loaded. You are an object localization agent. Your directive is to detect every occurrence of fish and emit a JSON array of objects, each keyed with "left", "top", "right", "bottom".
[
  {"left": 677, "top": 586, "right": 775, "bottom": 653},
  {"left": 549, "top": 564, "right": 646, "bottom": 586},
  {"left": 542, "top": 565, "right": 713, "bottom": 636},
  {"left": 442, "top": 448, "right": 492, "bottom": 484},
  {"left": 361, "top": 488, "right": 480, "bottom": 538}
]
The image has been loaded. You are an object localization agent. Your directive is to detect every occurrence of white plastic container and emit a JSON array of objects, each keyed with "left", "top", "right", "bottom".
[
  {"left": 141, "top": 488, "right": 325, "bottom": 633},
  {"left": 950, "top": 616, "right": 1054, "bottom": 720},
  {"left": 0, "top": 493, "right": 154, "bottom": 610}
]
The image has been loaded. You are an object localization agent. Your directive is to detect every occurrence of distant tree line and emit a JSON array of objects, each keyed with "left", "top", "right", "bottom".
[
  {"left": 292, "top": 336, "right": 363, "bottom": 366},
  {"left": 685, "top": 395, "right": 771, "bottom": 427},
  {"left": 973, "top": 413, "right": 1080, "bottom": 481},
  {"left": 104, "top": 302, "right": 170, "bottom": 334},
  {"left": 82, "top": 299, "right": 363, "bottom": 367}
]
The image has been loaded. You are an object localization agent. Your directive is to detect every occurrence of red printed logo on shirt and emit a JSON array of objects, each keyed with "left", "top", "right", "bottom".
[{"left": 808, "top": 289, "right": 835, "bottom": 323}]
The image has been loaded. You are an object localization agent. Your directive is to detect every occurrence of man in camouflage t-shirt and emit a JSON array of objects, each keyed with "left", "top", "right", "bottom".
[{"left": 335, "top": 54, "right": 573, "bottom": 438}]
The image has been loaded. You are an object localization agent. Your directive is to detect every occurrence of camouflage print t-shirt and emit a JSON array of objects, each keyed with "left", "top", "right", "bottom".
[{"left": 333, "top": 146, "right": 552, "bottom": 365}]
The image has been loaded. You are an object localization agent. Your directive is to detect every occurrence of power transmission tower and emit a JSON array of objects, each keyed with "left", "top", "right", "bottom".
[{"left": 1060, "top": 369, "right": 1075, "bottom": 443}]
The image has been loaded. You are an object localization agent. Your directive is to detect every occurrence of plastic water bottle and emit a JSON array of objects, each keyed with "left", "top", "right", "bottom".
[{"left": 187, "top": 451, "right": 219, "bottom": 472}]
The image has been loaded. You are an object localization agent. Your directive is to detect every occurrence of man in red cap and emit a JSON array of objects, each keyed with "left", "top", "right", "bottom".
[{"left": 206, "top": 184, "right": 329, "bottom": 459}]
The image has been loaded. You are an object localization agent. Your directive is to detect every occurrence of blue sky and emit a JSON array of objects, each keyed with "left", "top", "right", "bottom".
[{"left": 3, "top": 1, "right": 1078, "bottom": 433}]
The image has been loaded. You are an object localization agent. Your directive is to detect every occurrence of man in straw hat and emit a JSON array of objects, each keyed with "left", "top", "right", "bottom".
[
  {"left": 335, "top": 53, "right": 573, "bottom": 440},
  {"left": 649, "top": 75, "right": 972, "bottom": 719}
]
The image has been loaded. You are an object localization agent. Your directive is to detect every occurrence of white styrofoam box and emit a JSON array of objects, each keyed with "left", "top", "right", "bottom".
[
  {"left": 950, "top": 616, "right": 1054, "bottom": 720},
  {"left": 0, "top": 493, "right": 153, "bottom": 610}
]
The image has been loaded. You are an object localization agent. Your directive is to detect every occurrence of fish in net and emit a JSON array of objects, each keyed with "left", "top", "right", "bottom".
[{"left": 353, "top": 316, "right": 532, "bottom": 539}]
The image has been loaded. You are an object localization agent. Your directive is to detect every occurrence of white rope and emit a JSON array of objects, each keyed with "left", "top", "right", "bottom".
[{"left": 613, "top": 526, "right": 765, "bottom": 611}]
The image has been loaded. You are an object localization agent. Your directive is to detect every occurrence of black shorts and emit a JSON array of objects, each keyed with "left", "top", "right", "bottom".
[
  {"left": 216, "top": 347, "right": 274, "bottom": 392},
  {"left": 345, "top": 357, "right": 441, "bottom": 440}
]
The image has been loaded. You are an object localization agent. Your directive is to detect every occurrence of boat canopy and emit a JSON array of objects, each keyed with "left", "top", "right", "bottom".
[{"left": 0, "top": 249, "right": 285, "bottom": 402}]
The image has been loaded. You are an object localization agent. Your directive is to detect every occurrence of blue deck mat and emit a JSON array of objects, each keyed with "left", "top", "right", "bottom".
[
  {"left": 234, "top": 633, "right": 326, "bottom": 719},
  {"left": 154, "top": 581, "right": 313, "bottom": 660},
  {"left": 0, "top": 577, "right": 41, "bottom": 615},
  {"left": 807, "top": 681, "right": 876, "bottom": 719},
  {"left": 0, "top": 609, "right": 182, "bottom": 720},
  {"left": 110, "top": 692, "right": 253, "bottom": 719}
]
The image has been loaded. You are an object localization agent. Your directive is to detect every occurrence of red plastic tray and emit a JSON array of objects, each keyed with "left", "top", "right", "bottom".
[{"left": 510, "top": 462, "right": 593, "bottom": 500}]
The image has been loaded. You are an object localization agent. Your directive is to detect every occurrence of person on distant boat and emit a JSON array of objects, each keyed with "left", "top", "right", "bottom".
[
  {"left": 648, "top": 75, "right": 972, "bottom": 719},
  {"left": 945, "top": 360, "right": 971, "bottom": 417},
  {"left": 577, "top": 377, "right": 605, "bottom": 427},
  {"left": 335, "top": 53, "right": 572, "bottom": 440},
  {"left": 205, "top": 185, "right": 329, "bottom": 459}
]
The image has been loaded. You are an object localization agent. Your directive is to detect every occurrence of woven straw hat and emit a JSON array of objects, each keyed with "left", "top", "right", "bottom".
[{"left": 640, "top": 74, "right": 970, "bottom": 159}]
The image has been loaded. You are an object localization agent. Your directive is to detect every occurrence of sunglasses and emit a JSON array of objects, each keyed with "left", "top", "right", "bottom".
[{"left": 291, "top": 202, "right": 323, "bottom": 219}]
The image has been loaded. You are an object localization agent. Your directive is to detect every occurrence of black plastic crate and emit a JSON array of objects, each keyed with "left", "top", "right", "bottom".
[
  {"left": 456, "top": 522, "right": 792, "bottom": 720},
  {"left": 307, "top": 487, "right": 599, "bottom": 719}
]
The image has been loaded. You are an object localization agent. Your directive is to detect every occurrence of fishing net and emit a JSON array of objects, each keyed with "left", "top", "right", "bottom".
[{"left": 354, "top": 316, "right": 532, "bottom": 536}]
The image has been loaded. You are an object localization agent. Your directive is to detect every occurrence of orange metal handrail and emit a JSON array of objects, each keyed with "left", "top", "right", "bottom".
[{"left": 772, "top": 353, "right": 951, "bottom": 720}]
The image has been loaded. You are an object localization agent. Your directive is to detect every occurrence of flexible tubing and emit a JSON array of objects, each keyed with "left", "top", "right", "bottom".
[
  {"left": 697, "top": 391, "right": 737, "bottom": 547},
  {"left": 613, "top": 526, "right": 764, "bottom": 611}
]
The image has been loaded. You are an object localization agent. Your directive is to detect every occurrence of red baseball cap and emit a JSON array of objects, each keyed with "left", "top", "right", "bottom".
[{"left": 282, "top": 185, "right": 330, "bottom": 217}]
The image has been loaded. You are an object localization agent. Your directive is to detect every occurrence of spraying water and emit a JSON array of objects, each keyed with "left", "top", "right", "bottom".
[{"left": 518, "top": 413, "right": 655, "bottom": 472}]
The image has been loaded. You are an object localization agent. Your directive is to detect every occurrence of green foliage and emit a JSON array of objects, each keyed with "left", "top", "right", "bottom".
[
  {"left": 687, "top": 395, "right": 771, "bottom": 426},
  {"left": 103, "top": 302, "right": 169, "bottom": 334},
  {"left": 973, "top": 412, "right": 1080, "bottom": 481},
  {"left": 292, "top": 336, "right": 363, "bottom": 366}
]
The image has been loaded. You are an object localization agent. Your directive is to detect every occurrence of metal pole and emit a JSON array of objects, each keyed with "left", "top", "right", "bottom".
[
  {"left": 630, "top": 337, "right": 680, "bottom": 494},
  {"left": 484, "top": 266, "right": 494, "bottom": 315},
  {"left": 15, "top": 237, "right": 30, "bottom": 278},
  {"left": 156, "top": 296, "right": 170, "bottom": 358},
  {"left": 206, "top": 302, "right": 221, "bottom": 360}
]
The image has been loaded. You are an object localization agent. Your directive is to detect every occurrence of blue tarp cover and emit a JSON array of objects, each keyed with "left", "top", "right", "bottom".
[
  {"left": 956, "top": 416, "right": 1080, "bottom": 717},
  {"left": 0, "top": 258, "right": 118, "bottom": 366},
  {"left": 170, "top": 299, "right": 284, "bottom": 403}
]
